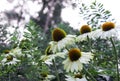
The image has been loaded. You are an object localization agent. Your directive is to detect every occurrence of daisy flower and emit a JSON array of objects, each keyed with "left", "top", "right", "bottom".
[
  {"left": 3, "top": 49, "right": 10, "bottom": 54},
  {"left": 91, "top": 22, "right": 120, "bottom": 39},
  {"left": 1, "top": 48, "right": 22, "bottom": 65},
  {"left": 1, "top": 54, "right": 20, "bottom": 65},
  {"left": 76, "top": 25, "right": 92, "bottom": 42},
  {"left": 63, "top": 48, "right": 93, "bottom": 72},
  {"left": 52, "top": 27, "right": 66, "bottom": 42},
  {"left": 41, "top": 46, "right": 67, "bottom": 65},
  {"left": 65, "top": 74, "right": 87, "bottom": 81},
  {"left": 41, "top": 73, "right": 55, "bottom": 81},
  {"left": 50, "top": 28, "right": 76, "bottom": 53}
]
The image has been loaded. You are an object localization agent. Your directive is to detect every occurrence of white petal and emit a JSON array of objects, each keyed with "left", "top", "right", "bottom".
[
  {"left": 77, "top": 61, "right": 83, "bottom": 71},
  {"left": 80, "top": 52, "right": 93, "bottom": 64}
]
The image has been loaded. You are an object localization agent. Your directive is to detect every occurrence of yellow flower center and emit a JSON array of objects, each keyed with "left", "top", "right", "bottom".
[
  {"left": 68, "top": 48, "right": 81, "bottom": 61},
  {"left": 52, "top": 28, "right": 66, "bottom": 42},
  {"left": 80, "top": 25, "right": 91, "bottom": 34},
  {"left": 102, "top": 22, "right": 115, "bottom": 31},
  {"left": 3, "top": 50, "right": 10, "bottom": 54},
  {"left": 45, "top": 46, "right": 53, "bottom": 55},
  {"left": 41, "top": 73, "right": 48, "bottom": 77},
  {"left": 7, "top": 55, "right": 13, "bottom": 61},
  {"left": 74, "top": 74, "right": 83, "bottom": 79}
]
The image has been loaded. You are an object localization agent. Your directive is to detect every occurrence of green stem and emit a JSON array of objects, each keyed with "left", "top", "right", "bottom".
[
  {"left": 7, "top": 65, "right": 11, "bottom": 81},
  {"left": 87, "top": 35, "right": 92, "bottom": 51},
  {"left": 83, "top": 67, "right": 97, "bottom": 81},
  {"left": 52, "top": 59, "right": 60, "bottom": 81},
  {"left": 87, "top": 36, "right": 97, "bottom": 81},
  {"left": 9, "top": 72, "right": 11, "bottom": 81},
  {"left": 110, "top": 38, "right": 119, "bottom": 81}
]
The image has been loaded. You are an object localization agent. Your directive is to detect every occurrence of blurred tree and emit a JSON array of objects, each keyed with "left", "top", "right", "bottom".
[
  {"left": 0, "top": 0, "right": 80, "bottom": 33},
  {"left": 0, "top": 0, "right": 80, "bottom": 52},
  {"left": 33, "top": 0, "right": 63, "bottom": 33}
]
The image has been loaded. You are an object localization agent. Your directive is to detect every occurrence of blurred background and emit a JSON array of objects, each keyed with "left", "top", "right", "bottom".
[{"left": 0, "top": 0, "right": 119, "bottom": 43}]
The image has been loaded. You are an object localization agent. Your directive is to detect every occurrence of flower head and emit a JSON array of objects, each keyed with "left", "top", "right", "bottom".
[
  {"left": 50, "top": 35, "right": 76, "bottom": 53},
  {"left": 52, "top": 28, "right": 66, "bottom": 42},
  {"left": 74, "top": 74, "right": 83, "bottom": 79},
  {"left": 41, "top": 47, "right": 67, "bottom": 65},
  {"left": 65, "top": 74, "right": 87, "bottom": 81},
  {"left": 3, "top": 49, "right": 10, "bottom": 54},
  {"left": 7, "top": 55, "right": 13, "bottom": 61},
  {"left": 102, "top": 22, "right": 115, "bottom": 31},
  {"left": 76, "top": 25, "right": 92, "bottom": 42},
  {"left": 80, "top": 25, "right": 91, "bottom": 34},
  {"left": 1, "top": 47, "right": 22, "bottom": 65},
  {"left": 63, "top": 48, "right": 93, "bottom": 72},
  {"left": 1, "top": 54, "right": 20, "bottom": 65},
  {"left": 41, "top": 73, "right": 55, "bottom": 81},
  {"left": 68, "top": 48, "right": 81, "bottom": 62},
  {"left": 91, "top": 22, "right": 120, "bottom": 39}
]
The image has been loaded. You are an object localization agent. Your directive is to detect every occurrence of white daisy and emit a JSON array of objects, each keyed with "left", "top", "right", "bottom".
[
  {"left": 50, "top": 27, "right": 76, "bottom": 53},
  {"left": 65, "top": 75, "right": 87, "bottom": 81},
  {"left": 76, "top": 33, "right": 92, "bottom": 42},
  {"left": 1, "top": 54, "right": 20, "bottom": 65},
  {"left": 50, "top": 35, "right": 76, "bottom": 53},
  {"left": 63, "top": 48, "right": 93, "bottom": 72},
  {"left": 41, "top": 73, "right": 55, "bottom": 81},
  {"left": 91, "top": 22, "right": 120, "bottom": 39},
  {"left": 76, "top": 25, "right": 92, "bottom": 42},
  {"left": 43, "top": 75, "right": 55, "bottom": 81},
  {"left": 41, "top": 51, "right": 67, "bottom": 65}
]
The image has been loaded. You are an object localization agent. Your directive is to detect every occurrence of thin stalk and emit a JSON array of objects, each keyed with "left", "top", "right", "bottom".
[
  {"left": 7, "top": 65, "right": 11, "bottom": 81},
  {"left": 87, "top": 36, "right": 97, "bottom": 78},
  {"left": 110, "top": 38, "right": 119, "bottom": 81},
  {"left": 83, "top": 67, "right": 97, "bottom": 81},
  {"left": 9, "top": 72, "right": 11, "bottom": 81},
  {"left": 87, "top": 35, "right": 92, "bottom": 51},
  {"left": 52, "top": 59, "right": 60, "bottom": 81},
  {"left": 87, "top": 36, "right": 97, "bottom": 81}
]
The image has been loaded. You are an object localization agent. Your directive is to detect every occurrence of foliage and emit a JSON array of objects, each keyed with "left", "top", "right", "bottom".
[
  {"left": 79, "top": 0, "right": 115, "bottom": 30},
  {"left": 0, "top": 21, "right": 50, "bottom": 81}
]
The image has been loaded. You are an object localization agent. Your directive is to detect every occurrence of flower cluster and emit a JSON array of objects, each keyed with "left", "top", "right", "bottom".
[
  {"left": 41, "top": 22, "right": 120, "bottom": 81},
  {"left": 1, "top": 47, "right": 22, "bottom": 65}
]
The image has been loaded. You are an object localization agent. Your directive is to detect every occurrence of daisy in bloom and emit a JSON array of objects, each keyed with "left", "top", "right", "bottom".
[
  {"left": 1, "top": 47, "right": 22, "bottom": 65},
  {"left": 3, "top": 49, "right": 10, "bottom": 54},
  {"left": 41, "top": 46, "right": 67, "bottom": 65},
  {"left": 91, "top": 22, "right": 120, "bottom": 39},
  {"left": 49, "top": 28, "right": 76, "bottom": 53},
  {"left": 63, "top": 48, "right": 93, "bottom": 72},
  {"left": 65, "top": 74, "right": 87, "bottom": 81},
  {"left": 76, "top": 25, "right": 92, "bottom": 42},
  {"left": 1, "top": 54, "right": 20, "bottom": 65},
  {"left": 40, "top": 73, "right": 55, "bottom": 81}
]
